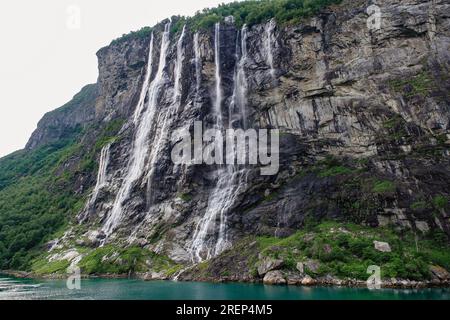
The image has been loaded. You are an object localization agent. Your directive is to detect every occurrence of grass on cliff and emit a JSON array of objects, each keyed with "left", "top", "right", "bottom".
[
  {"left": 389, "top": 71, "right": 436, "bottom": 99},
  {"left": 77, "top": 246, "right": 181, "bottom": 276},
  {"left": 192, "top": 221, "right": 450, "bottom": 282},
  {"left": 256, "top": 221, "right": 450, "bottom": 281}
]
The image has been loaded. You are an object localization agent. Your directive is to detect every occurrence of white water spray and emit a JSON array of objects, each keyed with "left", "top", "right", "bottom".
[
  {"left": 194, "top": 32, "right": 202, "bottom": 96},
  {"left": 214, "top": 23, "right": 223, "bottom": 125},
  {"left": 230, "top": 25, "right": 249, "bottom": 129},
  {"left": 82, "top": 143, "right": 111, "bottom": 216},
  {"left": 103, "top": 22, "right": 172, "bottom": 235},
  {"left": 133, "top": 33, "right": 155, "bottom": 124},
  {"left": 173, "top": 25, "right": 187, "bottom": 104},
  {"left": 265, "top": 19, "right": 276, "bottom": 79}
]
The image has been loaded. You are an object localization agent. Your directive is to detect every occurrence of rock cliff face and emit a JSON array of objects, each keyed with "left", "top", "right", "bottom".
[
  {"left": 26, "top": 84, "right": 98, "bottom": 150},
  {"left": 32, "top": 0, "right": 450, "bottom": 273}
]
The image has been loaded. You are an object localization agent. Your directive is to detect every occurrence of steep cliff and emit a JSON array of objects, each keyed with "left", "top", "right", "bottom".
[{"left": 1, "top": 0, "right": 450, "bottom": 285}]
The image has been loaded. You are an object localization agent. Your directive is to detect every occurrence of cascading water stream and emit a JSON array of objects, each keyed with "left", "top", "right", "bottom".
[
  {"left": 81, "top": 143, "right": 112, "bottom": 219},
  {"left": 102, "top": 22, "right": 172, "bottom": 236},
  {"left": 214, "top": 22, "right": 223, "bottom": 126},
  {"left": 144, "top": 24, "right": 187, "bottom": 205},
  {"left": 133, "top": 33, "right": 155, "bottom": 124},
  {"left": 265, "top": 19, "right": 276, "bottom": 80},
  {"left": 190, "top": 25, "right": 250, "bottom": 263},
  {"left": 194, "top": 32, "right": 202, "bottom": 98},
  {"left": 230, "top": 25, "right": 249, "bottom": 129}
]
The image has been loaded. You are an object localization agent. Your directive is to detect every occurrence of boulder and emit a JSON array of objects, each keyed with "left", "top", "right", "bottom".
[
  {"left": 304, "top": 260, "right": 320, "bottom": 274},
  {"left": 257, "top": 257, "right": 284, "bottom": 276},
  {"left": 263, "top": 271, "right": 286, "bottom": 285},
  {"left": 296, "top": 262, "right": 305, "bottom": 274},
  {"left": 374, "top": 241, "right": 392, "bottom": 253},
  {"left": 301, "top": 275, "right": 316, "bottom": 286},
  {"left": 430, "top": 265, "right": 450, "bottom": 280}
]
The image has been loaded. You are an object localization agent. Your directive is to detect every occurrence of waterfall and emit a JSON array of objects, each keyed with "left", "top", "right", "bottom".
[
  {"left": 230, "top": 25, "right": 249, "bottom": 129},
  {"left": 190, "top": 25, "right": 250, "bottom": 263},
  {"left": 103, "top": 22, "right": 172, "bottom": 236},
  {"left": 173, "top": 25, "right": 187, "bottom": 104},
  {"left": 194, "top": 32, "right": 202, "bottom": 96},
  {"left": 144, "top": 24, "right": 187, "bottom": 204},
  {"left": 81, "top": 143, "right": 111, "bottom": 218},
  {"left": 265, "top": 19, "right": 276, "bottom": 79},
  {"left": 133, "top": 33, "right": 155, "bottom": 124},
  {"left": 214, "top": 23, "right": 223, "bottom": 125}
]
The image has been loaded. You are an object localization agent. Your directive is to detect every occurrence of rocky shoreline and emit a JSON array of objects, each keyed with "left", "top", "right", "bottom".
[{"left": 2, "top": 270, "right": 449, "bottom": 290}]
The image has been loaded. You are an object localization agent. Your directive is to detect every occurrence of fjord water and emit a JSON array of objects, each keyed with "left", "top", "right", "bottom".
[{"left": 1, "top": 276, "right": 449, "bottom": 300}]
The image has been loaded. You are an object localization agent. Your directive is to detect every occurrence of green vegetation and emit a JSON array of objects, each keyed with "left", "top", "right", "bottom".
[
  {"left": 256, "top": 221, "right": 450, "bottom": 280},
  {"left": 93, "top": 118, "right": 125, "bottom": 151},
  {"left": 433, "top": 195, "right": 448, "bottom": 210},
  {"left": 78, "top": 246, "right": 180, "bottom": 275},
  {"left": 186, "top": 0, "right": 343, "bottom": 30},
  {"left": 319, "top": 165, "right": 353, "bottom": 178},
  {"left": 32, "top": 258, "right": 71, "bottom": 275},
  {"left": 110, "top": 26, "right": 153, "bottom": 46},
  {"left": 0, "top": 136, "right": 87, "bottom": 270},
  {"left": 179, "top": 193, "right": 193, "bottom": 202},
  {"left": 411, "top": 201, "right": 429, "bottom": 211},
  {"left": 372, "top": 180, "right": 396, "bottom": 194},
  {"left": 114, "top": 0, "right": 343, "bottom": 41},
  {"left": 389, "top": 71, "right": 435, "bottom": 99}
]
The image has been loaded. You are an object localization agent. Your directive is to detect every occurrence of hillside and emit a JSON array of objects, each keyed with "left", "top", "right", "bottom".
[{"left": 0, "top": 0, "right": 449, "bottom": 286}]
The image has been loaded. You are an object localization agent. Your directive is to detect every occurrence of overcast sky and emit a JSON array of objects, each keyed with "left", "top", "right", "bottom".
[{"left": 0, "top": 0, "right": 235, "bottom": 158}]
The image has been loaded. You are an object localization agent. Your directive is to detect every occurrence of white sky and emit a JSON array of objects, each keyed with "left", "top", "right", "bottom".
[{"left": 0, "top": 0, "right": 235, "bottom": 158}]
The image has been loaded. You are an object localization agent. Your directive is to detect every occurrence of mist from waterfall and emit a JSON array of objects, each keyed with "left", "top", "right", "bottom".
[
  {"left": 103, "top": 22, "right": 172, "bottom": 236},
  {"left": 190, "top": 25, "right": 250, "bottom": 263}
]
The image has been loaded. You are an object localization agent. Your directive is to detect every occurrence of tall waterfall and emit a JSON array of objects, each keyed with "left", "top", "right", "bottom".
[
  {"left": 103, "top": 22, "right": 172, "bottom": 235},
  {"left": 190, "top": 25, "right": 250, "bottom": 263},
  {"left": 144, "top": 24, "right": 187, "bottom": 204},
  {"left": 265, "top": 19, "right": 276, "bottom": 79},
  {"left": 173, "top": 25, "right": 187, "bottom": 104},
  {"left": 81, "top": 143, "right": 112, "bottom": 218},
  {"left": 214, "top": 23, "right": 223, "bottom": 125},
  {"left": 194, "top": 32, "right": 202, "bottom": 96},
  {"left": 230, "top": 25, "right": 249, "bottom": 129},
  {"left": 133, "top": 33, "right": 155, "bottom": 124}
]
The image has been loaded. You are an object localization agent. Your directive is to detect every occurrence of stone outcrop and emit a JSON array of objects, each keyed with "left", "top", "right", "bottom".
[
  {"left": 26, "top": 84, "right": 98, "bottom": 150},
  {"left": 263, "top": 271, "right": 287, "bottom": 285},
  {"left": 257, "top": 258, "right": 284, "bottom": 276},
  {"left": 374, "top": 241, "right": 392, "bottom": 253}
]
